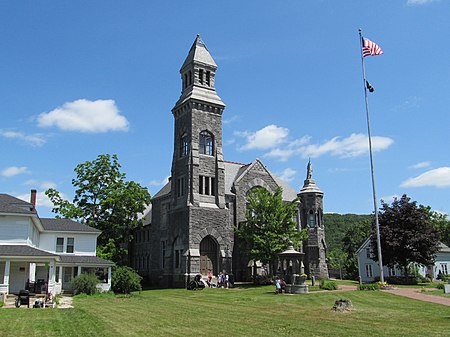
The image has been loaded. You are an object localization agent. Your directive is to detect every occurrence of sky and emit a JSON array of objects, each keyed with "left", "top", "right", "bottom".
[{"left": 1, "top": 0, "right": 449, "bottom": 218}]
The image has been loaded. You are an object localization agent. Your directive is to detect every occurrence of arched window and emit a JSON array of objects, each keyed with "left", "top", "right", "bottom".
[
  {"left": 199, "top": 131, "right": 214, "bottom": 155},
  {"left": 180, "top": 133, "right": 189, "bottom": 157},
  {"left": 183, "top": 73, "right": 187, "bottom": 89},
  {"left": 188, "top": 70, "right": 192, "bottom": 85},
  {"left": 308, "top": 210, "right": 316, "bottom": 228}
]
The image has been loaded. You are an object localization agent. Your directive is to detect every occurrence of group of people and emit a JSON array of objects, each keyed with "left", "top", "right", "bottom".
[
  {"left": 275, "top": 277, "right": 287, "bottom": 294},
  {"left": 206, "top": 270, "right": 232, "bottom": 288}
]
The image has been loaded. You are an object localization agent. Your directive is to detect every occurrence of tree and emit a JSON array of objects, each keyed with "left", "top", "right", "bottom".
[
  {"left": 341, "top": 221, "right": 372, "bottom": 279},
  {"left": 371, "top": 194, "right": 440, "bottom": 277},
  {"left": 430, "top": 211, "right": 450, "bottom": 247},
  {"left": 235, "top": 187, "right": 307, "bottom": 275},
  {"left": 46, "top": 154, "right": 151, "bottom": 265},
  {"left": 327, "top": 249, "right": 348, "bottom": 280}
]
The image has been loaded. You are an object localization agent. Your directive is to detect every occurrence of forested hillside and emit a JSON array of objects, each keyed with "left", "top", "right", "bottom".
[{"left": 324, "top": 213, "right": 372, "bottom": 252}]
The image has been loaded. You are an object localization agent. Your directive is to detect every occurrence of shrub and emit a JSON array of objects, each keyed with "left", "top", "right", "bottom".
[
  {"left": 73, "top": 273, "right": 99, "bottom": 295},
  {"left": 436, "top": 282, "right": 445, "bottom": 290},
  {"left": 437, "top": 274, "right": 449, "bottom": 282},
  {"left": 111, "top": 266, "right": 142, "bottom": 294},
  {"left": 385, "top": 276, "right": 418, "bottom": 285},
  {"left": 358, "top": 283, "right": 380, "bottom": 291},
  {"left": 319, "top": 280, "right": 338, "bottom": 290}
]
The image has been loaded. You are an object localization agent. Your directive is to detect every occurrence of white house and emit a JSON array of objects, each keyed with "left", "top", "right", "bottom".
[
  {"left": 357, "top": 237, "right": 450, "bottom": 283},
  {"left": 0, "top": 190, "right": 114, "bottom": 296}
]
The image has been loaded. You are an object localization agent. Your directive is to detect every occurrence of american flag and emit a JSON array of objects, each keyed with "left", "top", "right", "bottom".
[{"left": 362, "top": 38, "right": 384, "bottom": 57}]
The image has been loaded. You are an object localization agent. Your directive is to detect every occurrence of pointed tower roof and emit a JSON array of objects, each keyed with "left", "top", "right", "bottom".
[
  {"left": 299, "top": 160, "right": 323, "bottom": 195},
  {"left": 180, "top": 35, "right": 217, "bottom": 71}
]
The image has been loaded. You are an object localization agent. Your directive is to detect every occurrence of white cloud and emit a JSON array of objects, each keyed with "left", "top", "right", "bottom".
[
  {"left": 380, "top": 194, "right": 401, "bottom": 204},
  {"left": 278, "top": 168, "right": 296, "bottom": 182},
  {"left": 301, "top": 133, "right": 393, "bottom": 158},
  {"left": 0, "top": 130, "right": 46, "bottom": 147},
  {"left": 401, "top": 167, "right": 450, "bottom": 188},
  {"left": 15, "top": 190, "right": 57, "bottom": 209},
  {"left": 236, "top": 125, "right": 289, "bottom": 150},
  {"left": 37, "top": 99, "right": 129, "bottom": 133},
  {"left": 407, "top": 0, "right": 439, "bottom": 5},
  {"left": 24, "top": 179, "right": 57, "bottom": 190},
  {"left": 265, "top": 133, "right": 393, "bottom": 161},
  {"left": 1, "top": 166, "right": 29, "bottom": 177},
  {"left": 409, "top": 161, "right": 431, "bottom": 169}
]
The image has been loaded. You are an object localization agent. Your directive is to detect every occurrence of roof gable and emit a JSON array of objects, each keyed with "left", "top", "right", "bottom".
[{"left": 0, "top": 194, "right": 34, "bottom": 215}]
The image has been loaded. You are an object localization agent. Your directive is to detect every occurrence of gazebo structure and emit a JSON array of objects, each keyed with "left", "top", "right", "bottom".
[{"left": 278, "top": 242, "right": 308, "bottom": 294}]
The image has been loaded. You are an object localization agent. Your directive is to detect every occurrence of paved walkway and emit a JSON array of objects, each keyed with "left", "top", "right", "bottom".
[
  {"left": 332, "top": 284, "right": 450, "bottom": 307},
  {"left": 387, "top": 287, "right": 450, "bottom": 307}
]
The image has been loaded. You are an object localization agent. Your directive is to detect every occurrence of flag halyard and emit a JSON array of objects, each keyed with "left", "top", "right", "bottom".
[{"left": 362, "top": 38, "right": 384, "bottom": 57}]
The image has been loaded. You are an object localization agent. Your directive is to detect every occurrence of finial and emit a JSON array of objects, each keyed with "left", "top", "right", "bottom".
[{"left": 307, "top": 159, "right": 313, "bottom": 180}]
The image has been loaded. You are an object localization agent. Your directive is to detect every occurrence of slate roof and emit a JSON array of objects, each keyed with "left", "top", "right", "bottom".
[
  {"left": 181, "top": 35, "right": 217, "bottom": 70},
  {"left": 0, "top": 245, "right": 58, "bottom": 258},
  {"left": 152, "top": 159, "right": 299, "bottom": 203},
  {"left": 58, "top": 255, "right": 114, "bottom": 266},
  {"left": 39, "top": 218, "right": 101, "bottom": 233},
  {"left": 0, "top": 194, "right": 34, "bottom": 215}
]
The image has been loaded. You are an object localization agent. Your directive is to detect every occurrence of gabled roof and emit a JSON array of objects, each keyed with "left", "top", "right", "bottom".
[
  {"left": 40, "top": 218, "right": 101, "bottom": 234},
  {"left": 180, "top": 35, "right": 217, "bottom": 71},
  {"left": 153, "top": 181, "right": 172, "bottom": 200},
  {"left": 0, "top": 194, "right": 34, "bottom": 215},
  {"left": 438, "top": 242, "right": 450, "bottom": 253},
  {"left": 232, "top": 159, "right": 298, "bottom": 201}
]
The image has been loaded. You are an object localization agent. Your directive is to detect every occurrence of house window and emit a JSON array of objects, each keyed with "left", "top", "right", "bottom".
[
  {"left": 55, "top": 267, "right": 60, "bottom": 283},
  {"left": 441, "top": 263, "right": 448, "bottom": 275},
  {"left": 199, "top": 176, "right": 215, "bottom": 196},
  {"left": 366, "top": 248, "right": 371, "bottom": 259},
  {"left": 199, "top": 131, "right": 214, "bottom": 155},
  {"left": 199, "top": 69, "right": 204, "bottom": 84},
  {"left": 180, "top": 134, "right": 189, "bottom": 157},
  {"left": 206, "top": 71, "right": 210, "bottom": 86},
  {"left": 66, "top": 237, "right": 74, "bottom": 253},
  {"left": 365, "top": 264, "right": 373, "bottom": 278},
  {"left": 388, "top": 267, "right": 396, "bottom": 277},
  {"left": 56, "top": 238, "right": 64, "bottom": 253}
]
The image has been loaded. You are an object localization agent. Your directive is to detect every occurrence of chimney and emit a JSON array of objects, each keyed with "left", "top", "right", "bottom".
[{"left": 30, "top": 189, "right": 37, "bottom": 212}]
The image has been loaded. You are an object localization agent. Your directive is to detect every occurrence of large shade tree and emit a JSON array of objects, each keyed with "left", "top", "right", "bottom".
[
  {"left": 371, "top": 194, "right": 440, "bottom": 277},
  {"left": 235, "top": 187, "right": 307, "bottom": 275},
  {"left": 46, "top": 154, "right": 151, "bottom": 265}
]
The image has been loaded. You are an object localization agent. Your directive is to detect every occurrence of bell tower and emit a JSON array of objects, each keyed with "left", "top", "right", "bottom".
[
  {"left": 171, "top": 35, "right": 226, "bottom": 209},
  {"left": 298, "top": 160, "right": 329, "bottom": 279}
]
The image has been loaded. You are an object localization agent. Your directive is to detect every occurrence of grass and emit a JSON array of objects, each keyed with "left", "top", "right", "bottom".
[{"left": 1, "top": 285, "right": 449, "bottom": 337}]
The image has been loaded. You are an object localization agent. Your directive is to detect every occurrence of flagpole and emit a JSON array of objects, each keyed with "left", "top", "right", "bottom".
[{"left": 358, "top": 28, "right": 384, "bottom": 283}]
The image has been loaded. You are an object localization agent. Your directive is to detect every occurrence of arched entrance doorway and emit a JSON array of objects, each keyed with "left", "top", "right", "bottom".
[{"left": 199, "top": 236, "right": 218, "bottom": 275}]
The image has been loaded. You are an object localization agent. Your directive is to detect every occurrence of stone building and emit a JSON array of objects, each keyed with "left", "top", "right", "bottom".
[{"left": 131, "top": 36, "right": 328, "bottom": 287}]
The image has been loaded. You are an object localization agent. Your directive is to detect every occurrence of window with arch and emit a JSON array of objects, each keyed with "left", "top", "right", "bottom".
[
  {"left": 180, "top": 133, "right": 189, "bottom": 157},
  {"left": 199, "top": 131, "right": 214, "bottom": 155},
  {"left": 183, "top": 73, "right": 187, "bottom": 89},
  {"left": 308, "top": 210, "right": 316, "bottom": 228},
  {"left": 188, "top": 70, "right": 192, "bottom": 86}
]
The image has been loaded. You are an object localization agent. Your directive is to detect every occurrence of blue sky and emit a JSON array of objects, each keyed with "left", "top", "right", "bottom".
[{"left": 1, "top": 0, "right": 449, "bottom": 218}]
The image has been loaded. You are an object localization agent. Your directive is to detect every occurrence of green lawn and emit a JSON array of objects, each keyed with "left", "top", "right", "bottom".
[{"left": 1, "top": 286, "right": 449, "bottom": 337}]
